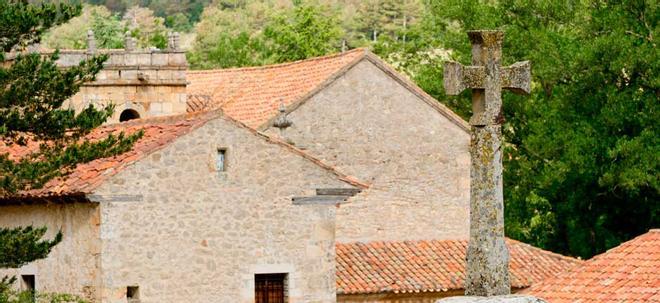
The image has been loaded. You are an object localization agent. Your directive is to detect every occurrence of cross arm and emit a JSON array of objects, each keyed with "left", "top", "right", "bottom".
[
  {"left": 443, "top": 61, "right": 486, "bottom": 95},
  {"left": 501, "top": 61, "right": 531, "bottom": 94},
  {"left": 443, "top": 61, "right": 531, "bottom": 95}
]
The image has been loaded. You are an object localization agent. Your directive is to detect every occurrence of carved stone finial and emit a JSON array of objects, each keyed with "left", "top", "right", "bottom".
[
  {"left": 87, "top": 30, "right": 96, "bottom": 54},
  {"left": 124, "top": 31, "right": 136, "bottom": 52},
  {"left": 167, "top": 32, "right": 174, "bottom": 50},
  {"left": 272, "top": 102, "right": 292, "bottom": 129},
  {"left": 172, "top": 32, "right": 180, "bottom": 51}
]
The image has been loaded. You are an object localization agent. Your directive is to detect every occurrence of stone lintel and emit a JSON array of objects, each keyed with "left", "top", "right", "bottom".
[
  {"left": 292, "top": 195, "right": 349, "bottom": 205},
  {"left": 315, "top": 188, "right": 362, "bottom": 196},
  {"left": 436, "top": 295, "right": 548, "bottom": 303}
]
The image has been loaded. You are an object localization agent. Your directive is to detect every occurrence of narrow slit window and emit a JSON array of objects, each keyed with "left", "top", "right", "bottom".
[
  {"left": 217, "top": 149, "right": 227, "bottom": 172},
  {"left": 255, "top": 273, "right": 287, "bottom": 303},
  {"left": 127, "top": 286, "right": 140, "bottom": 302}
]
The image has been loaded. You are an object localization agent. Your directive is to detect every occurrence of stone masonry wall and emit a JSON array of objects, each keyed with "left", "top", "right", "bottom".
[
  {"left": 265, "top": 60, "right": 471, "bottom": 242},
  {"left": 0, "top": 203, "right": 101, "bottom": 301},
  {"left": 4, "top": 49, "right": 188, "bottom": 123},
  {"left": 92, "top": 116, "right": 353, "bottom": 303},
  {"left": 60, "top": 50, "right": 188, "bottom": 123}
]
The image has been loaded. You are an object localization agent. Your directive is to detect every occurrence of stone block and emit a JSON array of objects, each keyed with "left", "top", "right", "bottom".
[
  {"left": 161, "top": 102, "right": 173, "bottom": 113},
  {"left": 137, "top": 54, "right": 151, "bottom": 66},
  {"left": 150, "top": 102, "right": 163, "bottom": 113},
  {"left": 436, "top": 295, "right": 548, "bottom": 303},
  {"left": 173, "top": 70, "right": 186, "bottom": 80},
  {"left": 157, "top": 70, "right": 172, "bottom": 80},
  {"left": 124, "top": 53, "right": 137, "bottom": 66},
  {"left": 120, "top": 70, "right": 137, "bottom": 80},
  {"left": 107, "top": 54, "right": 124, "bottom": 66},
  {"left": 152, "top": 53, "right": 168, "bottom": 66},
  {"left": 105, "top": 70, "right": 120, "bottom": 80},
  {"left": 168, "top": 53, "right": 187, "bottom": 66}
]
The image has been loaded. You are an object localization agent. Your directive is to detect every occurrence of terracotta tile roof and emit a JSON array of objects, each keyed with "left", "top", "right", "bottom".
[
  {"left": 186, "top": 49, "right": 367, "bottom": 128},
  {"left": 335, "top": 238, "right": 582, "bottom": 295},
  {"left": 523, "top": 229, "right": 660, "bottom": 303},
  {"left": 1, "top": 110, "right": 367, "bottom": 200},
  {"left": 0, "top": 111, "right": 217, "bottom": 198}
]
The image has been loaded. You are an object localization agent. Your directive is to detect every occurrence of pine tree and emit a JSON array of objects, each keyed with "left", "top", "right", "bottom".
[{"left": 0, "top": 1, "right": 142, "bottom": 300}]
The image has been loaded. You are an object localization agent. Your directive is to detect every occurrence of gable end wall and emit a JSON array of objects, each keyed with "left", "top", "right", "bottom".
[
  {"left": 265, "top": 60, "right": 471, "bottom": 242},
  {"left": 93, "top": 117, "right": 352, "bottom": 303}
]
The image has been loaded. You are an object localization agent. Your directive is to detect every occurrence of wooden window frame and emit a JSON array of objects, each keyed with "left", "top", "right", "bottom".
[{"left": 255, "top": 273, "right": 288, "bottom": 303}]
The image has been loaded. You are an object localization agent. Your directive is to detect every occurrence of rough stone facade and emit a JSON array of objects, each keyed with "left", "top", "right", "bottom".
[
  {"left": 91, "top": 116, "right": 352, "bottom": 302},
  {"left": 0, "top": 203, "right": 102, "bottom": 301},
  {"left": 264, "top": 60, "right": 471, "bottom": 242}
]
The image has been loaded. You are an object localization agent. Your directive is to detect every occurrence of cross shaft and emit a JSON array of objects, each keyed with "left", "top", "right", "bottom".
[{"left": 443, "top": 30, "right": 531, "bottom": 296}]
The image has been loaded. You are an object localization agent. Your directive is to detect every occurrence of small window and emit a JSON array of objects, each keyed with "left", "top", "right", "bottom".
[
  {"left": 119, "top": 109, "right": 140, "bottom": 122},
  {"left": 255, "top": 273, "right": 287, "bottom": 303},
  {"left": 127, "top": 286, "right": 140, "bottom": 302},
  {"left": 216, "top": 149, "right": 227, "bottom": 172}
]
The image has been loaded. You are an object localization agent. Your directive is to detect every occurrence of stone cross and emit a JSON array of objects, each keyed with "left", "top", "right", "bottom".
[{"left": 443, "top": 30, "right": 530, "bottom": 296}]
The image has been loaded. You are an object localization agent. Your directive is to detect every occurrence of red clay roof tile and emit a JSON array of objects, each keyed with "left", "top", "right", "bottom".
[
  {"left": 336, "top": 238, "right": 581, "bottom": 295},
  {"left": 1, "top": 111, "right": 216, "bottom": 198},
  {"left": 523, "top": 229, "right": 660, "bottom": 303},
  {"left": 1, "top": 110, "right": 367, "bottom": 200},
  {"left": 186, "top": 49, "right": 366, "bottom": 128}
]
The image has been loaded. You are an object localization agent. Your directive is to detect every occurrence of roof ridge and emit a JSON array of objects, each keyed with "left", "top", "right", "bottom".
[
  {"left": 505, "top": 238, "right": 584, "bottom": 263},
  {"left": 187, "top": 48, "right": 366, "bottom": 74}
]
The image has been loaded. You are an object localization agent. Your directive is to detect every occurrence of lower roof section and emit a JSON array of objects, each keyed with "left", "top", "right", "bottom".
[{"left": 336, "top": 238, "right": 581, "bottom": 296}]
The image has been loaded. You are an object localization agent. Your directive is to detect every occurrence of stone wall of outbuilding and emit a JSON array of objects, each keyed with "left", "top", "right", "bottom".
[
  {"left": 92, "top": 116, "right": 352, "bottom": 303},
  {"left": 265, "top": 60, "right": 471, "bottom": 242},
  {"left": 0, "top": 203, "right": 102, "bottom": 301}
]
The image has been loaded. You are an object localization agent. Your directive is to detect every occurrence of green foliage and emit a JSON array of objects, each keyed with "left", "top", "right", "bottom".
[
  {"left": 0, "top": 227, "right": 90, "bottom": 303},
  {"left": 0, "top": 288, "right": 88, "bottom": 303},
  {"left": 0, "top": 1, "right": 140, "bottom": 300},
  {"left": 90, "top": 9, "right": 125, "bottom": 48},
  {"left": 44, "top": 4, "right": 177, "bottom": 50},
  {"left": 416, "top": 0, "right": 658, "bottom": 258},
  {"left": 165, "top": 13, "right": 193, "bottom": 32},
  {"left": 0, "top": 226, "right": 61, "bottom": 268},
  {"left": 42, "top": 5, "right": 125, "bottom": 50},
  {"left": 0, "top": 1, "right": 81, "bottom": 53},
  {"left": 189, "top": 1, "right": 343, "bottom": 68},
  {"left": 263, "top": 3, "right": 343, "bottom": 62},
  {"left": 188, "top": 31, "right": 267, "bottom": 69}
]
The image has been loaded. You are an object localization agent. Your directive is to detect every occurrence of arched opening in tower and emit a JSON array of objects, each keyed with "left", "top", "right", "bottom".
[{"left": 119, "top": 109, "right": 140, "bottom": 122}]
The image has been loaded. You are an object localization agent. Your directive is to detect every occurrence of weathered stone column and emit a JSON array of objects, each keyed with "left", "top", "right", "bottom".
[{"left": 443, "top": 30, "right": 531, "bottom": 297}]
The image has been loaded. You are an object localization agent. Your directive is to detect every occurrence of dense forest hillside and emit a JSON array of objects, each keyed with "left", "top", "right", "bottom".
[{"left": 42, "top": 0, "right": 658, "bottom": 259}]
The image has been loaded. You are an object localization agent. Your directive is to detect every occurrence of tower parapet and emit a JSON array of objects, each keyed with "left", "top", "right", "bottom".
[{"left": 6, "top": 31, "right": 188, "bottom": 123}]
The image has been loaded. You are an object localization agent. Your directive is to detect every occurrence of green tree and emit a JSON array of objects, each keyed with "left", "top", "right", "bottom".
[
  {"left": 352, "top": 0, "right": 421, "bottom": 45},
  {"left": 188, "top": 31, "right": 268, "bottom": 69},
  {"left": 420, "top": 0, "right": 658, "bottom": 258},
  {"left": 263, "top": 2, "right": 343, "bottom": 62},
  {"left": 1, "top": 0, "right": 140, "bottom": 299},
  {"left": 43, "top": 5, "right": 126, "bottom": 50}
]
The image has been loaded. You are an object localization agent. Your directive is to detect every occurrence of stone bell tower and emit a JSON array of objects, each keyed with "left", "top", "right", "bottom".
[{"left": 59, "top": 31, "right": 188, "bottom": 123}]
